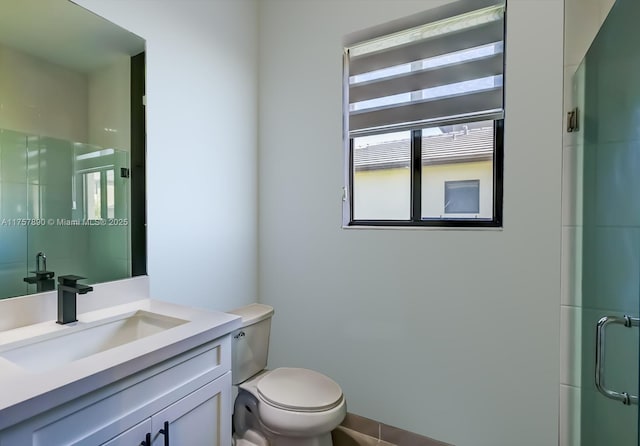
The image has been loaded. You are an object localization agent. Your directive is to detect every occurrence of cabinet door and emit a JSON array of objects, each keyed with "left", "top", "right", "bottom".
[
  {"left": 101, "top": 419, "right": 151, "bottom": 446},
  {"left": 151, "top": 371, "right": 231, "bottom": 446}
]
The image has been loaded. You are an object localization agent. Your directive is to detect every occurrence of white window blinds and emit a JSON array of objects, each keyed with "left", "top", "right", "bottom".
[{"left": 345, "top": 1, "right": 506, "bottom": 136}]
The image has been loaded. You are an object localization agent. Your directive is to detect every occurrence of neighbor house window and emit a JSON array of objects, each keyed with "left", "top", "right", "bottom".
[
  {"left": 343, "top": 0, "right": 505, "bottom": 227},
  {"left": 444, "top": 179, "right": 480, "bottom": 214}
]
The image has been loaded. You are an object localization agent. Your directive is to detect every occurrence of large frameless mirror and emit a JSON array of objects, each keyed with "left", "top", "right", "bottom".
[{"left": 0, "top": 0, "right": 146, "bottom": 299}]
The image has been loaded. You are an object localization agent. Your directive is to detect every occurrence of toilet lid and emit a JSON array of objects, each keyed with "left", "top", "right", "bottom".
[{"left": 257, "top": 368, "right": 343, "bottom": 412}]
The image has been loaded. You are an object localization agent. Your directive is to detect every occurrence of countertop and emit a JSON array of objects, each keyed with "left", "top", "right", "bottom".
[{"left": 0, "top": 298, "right": 241, "bottom": 430}]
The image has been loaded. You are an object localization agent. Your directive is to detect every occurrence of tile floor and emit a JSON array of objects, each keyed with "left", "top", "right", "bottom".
[
  {"left": 332, "top": 426, "right": 394, "bottom": 446},
  {"left": 332, "top": 413, "right": 453, "bottom": 446}
]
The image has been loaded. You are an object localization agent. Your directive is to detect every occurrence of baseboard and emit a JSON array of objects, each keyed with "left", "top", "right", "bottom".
[{"left": 332, "top": 412, "right": 454, "bottom": 446}]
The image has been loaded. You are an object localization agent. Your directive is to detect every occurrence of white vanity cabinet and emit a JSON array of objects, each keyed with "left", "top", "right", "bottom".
[
  {"left": 101, "top": 419, "right": 151, "bottom": 445},
  {"left": 102, "top": 374, "right": 230, "bottom": 446},
  {"left": 147, "top": 374, "right": 230, "bottom": 446},
  {"left": 0, "top": 334, "right": 233, "bottom": 446}
]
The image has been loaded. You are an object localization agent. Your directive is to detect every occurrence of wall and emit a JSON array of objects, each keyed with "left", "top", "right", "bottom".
[
  {"left": 0, "top": 43, "right": 88, "bottom": 142},
  {"left": 86, "top": 55, "right": 133, "bottom": 286},
  {"left": 258, "top": 1, "right": 563, "bottom": 446},
  {"left": 74, "top": 0, "right": 259, "bottom": 312},
  {"left": 560, "top": 0, "right": 616, "bottom": 445},
  {"left": 0, "top": 41, "right": 133, "bottom": 151},
  {"left": 88, "top": 54, "right": 131, "bottom": 151}
]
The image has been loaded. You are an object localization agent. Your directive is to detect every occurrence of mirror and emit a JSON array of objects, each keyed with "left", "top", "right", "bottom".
[{"left": 0, "top": 0, "right": 146, "bottom": 299}]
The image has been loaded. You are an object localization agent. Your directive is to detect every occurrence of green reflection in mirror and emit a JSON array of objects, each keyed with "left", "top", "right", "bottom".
[{"left": 0, "top": 0, "right": 145, "bottom": 299}]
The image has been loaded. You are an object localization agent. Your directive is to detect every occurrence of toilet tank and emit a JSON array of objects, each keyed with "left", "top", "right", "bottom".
[{"left": 227, "top": 303, "right": 274, "bottom": 385}]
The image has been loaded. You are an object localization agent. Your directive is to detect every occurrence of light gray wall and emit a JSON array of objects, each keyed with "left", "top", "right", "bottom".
[
  {"left": 258, "top": 1, "right": 563, "bottom": 445},
  {"left": 88, "top": 54, "right": 131, "bottom": 151},
  {"left": 0, "top": 43, "right": 88, "bottom": 142},
  {"left": 74, "top": 0, "right": 259, "bottom": 311}
]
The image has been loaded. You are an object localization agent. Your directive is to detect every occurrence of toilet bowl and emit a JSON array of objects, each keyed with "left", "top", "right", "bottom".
[{"left": 229, "top": 304, "right": 346, "bottom": 446}]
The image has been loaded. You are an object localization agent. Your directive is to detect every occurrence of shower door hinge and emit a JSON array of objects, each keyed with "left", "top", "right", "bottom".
[
  {"left": 567, "top": 108, "right": 579, "bottom": 133},
  {"left": 120, "top": 168, "right": 130, "bottom": 178}
]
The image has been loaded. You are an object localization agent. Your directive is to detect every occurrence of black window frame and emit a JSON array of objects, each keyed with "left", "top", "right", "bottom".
[{"left": 347, "top": 119, "right": 503, "bottom": 228}]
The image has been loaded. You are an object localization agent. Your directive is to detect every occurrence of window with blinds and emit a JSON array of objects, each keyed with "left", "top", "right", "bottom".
[{"left": 343, "top": 0, "right": 505, "bottom": 227}]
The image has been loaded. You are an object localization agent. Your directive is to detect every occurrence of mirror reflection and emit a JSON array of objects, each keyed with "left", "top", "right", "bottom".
[{"left": 0, "top": 0, "right": 145, "bottom": 299}]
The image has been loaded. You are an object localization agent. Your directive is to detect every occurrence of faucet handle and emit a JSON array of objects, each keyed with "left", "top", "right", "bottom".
[{"left": 58, "top": 275, "right": 87, "bottom": 286}]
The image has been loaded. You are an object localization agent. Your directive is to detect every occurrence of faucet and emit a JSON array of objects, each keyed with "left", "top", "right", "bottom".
[
  {"left": 23, "top": 251, "right": 55, "bottom": 292},
  {"left": 57, "top": 275, "right": 93, "bottom": 324},
  {"left": 36, "top": 252, "right": 46, "bottom": 272}
]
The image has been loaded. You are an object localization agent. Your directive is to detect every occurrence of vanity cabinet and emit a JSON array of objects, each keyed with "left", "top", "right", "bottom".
[
  {"left": 0, "top": 335, "right": 232, "bottom": 446},
  {"left": 150, "top": 375, "right": 228, "bottom": 445},
  {"left": 101, "top": 419, "right": 150, "bottom": 445},
  {"left": 102, "top": 375, "right": 230, "bottom": 446}
]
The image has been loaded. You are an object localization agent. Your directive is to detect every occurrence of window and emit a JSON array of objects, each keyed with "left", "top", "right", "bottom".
[
  {"left": 74, "top": 148, "right": 120, "bottom": 221},
  {"left": 82, "top": 169, "right": 115, "bottom": 220},
  {"left": 343, "top": 0, "right": 505, "bottom": 227},
  {"left": 445, "top": 180, "right": 480, "bottom": 214}
]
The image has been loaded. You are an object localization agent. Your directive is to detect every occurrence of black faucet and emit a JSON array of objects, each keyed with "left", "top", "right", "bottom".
[
  {"left": 57, "top": 275, "right": 93, "bottom": 324},
  {"left": 23, "top": 252, "right": 56, "bottom": 292}
]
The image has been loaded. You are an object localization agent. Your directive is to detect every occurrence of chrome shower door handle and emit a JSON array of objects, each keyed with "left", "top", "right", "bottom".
[{"left": 595, "top": 315, "right": 639, "bottom": 405}]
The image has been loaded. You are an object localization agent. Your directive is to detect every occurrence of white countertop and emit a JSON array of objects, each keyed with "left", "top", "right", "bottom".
[{"left": 0, "top": 296, "right": 241, "bottom": 430}]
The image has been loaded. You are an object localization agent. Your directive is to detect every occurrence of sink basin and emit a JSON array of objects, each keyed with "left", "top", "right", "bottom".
[{"left": 0, "top": 310, "right": 188, "bottom": 372}]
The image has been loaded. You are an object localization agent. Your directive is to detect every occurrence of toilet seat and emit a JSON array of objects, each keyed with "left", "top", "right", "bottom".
[{"left": 256, "top": 368, "right": 343, "bottom": 413}]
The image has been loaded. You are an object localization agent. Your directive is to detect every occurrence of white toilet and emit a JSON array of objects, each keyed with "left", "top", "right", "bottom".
[{"left": 229, "top": 303, "right": 346, "bottom": 446}]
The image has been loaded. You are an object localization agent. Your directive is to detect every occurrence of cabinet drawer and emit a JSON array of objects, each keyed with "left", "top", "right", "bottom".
[{"left": 2, "top": 335, "right": 230, "bottom": 445}]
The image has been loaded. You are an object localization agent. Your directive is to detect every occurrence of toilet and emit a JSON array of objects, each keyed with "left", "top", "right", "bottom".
[{"left": 229, "top": 303, "right": 346, "bottom": 446}]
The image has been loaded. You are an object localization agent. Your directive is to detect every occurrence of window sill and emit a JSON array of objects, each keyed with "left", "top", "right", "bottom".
[{"left": 341, "top": 224, "right": 504, "bottom": 231}]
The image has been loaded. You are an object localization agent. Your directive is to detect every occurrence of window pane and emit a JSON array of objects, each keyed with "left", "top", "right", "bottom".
[
  {"left": 421, "top": 121, "right": 494, "bottom": 219},
  {"left": 353, "top": 131, "right": 411, "bottom": 220},
  {"left": 445, "top": 180, "right": 480, "bottom": 213},
  {"left": 106, "top": 169, "right": 115, "bottom": 219},
  {"left": 84, "top": 171, "right": 101, "bottom": 219}
]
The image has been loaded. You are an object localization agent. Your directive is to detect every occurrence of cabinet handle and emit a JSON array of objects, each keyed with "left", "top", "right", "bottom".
[
  {"left": 140, "top": 432, "right": 151, "bottom": 446},
  {"left": 159, "top": 421, "right": 170, "bottom": 446}
]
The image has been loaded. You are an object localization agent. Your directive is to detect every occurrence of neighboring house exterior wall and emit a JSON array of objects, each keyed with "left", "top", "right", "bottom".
[
  {"left": 422, "top": 160, "right": 493, "bottom": 218},
  {"left": 354, "top": 167, "right": 410, "bottom": 220},
  {"left": 354, "top": 160, "right": 492, "bottom": 220}
]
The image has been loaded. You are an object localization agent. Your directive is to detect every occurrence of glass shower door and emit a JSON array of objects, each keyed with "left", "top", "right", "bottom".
[
  {"left": 576, "top": 0, "right": 640, "bottom": 444},
  {"left": 0, "top": 129, "right": 29, "bottom": 298},
  {"left": 0, "top": 130, "right": 131, "bottom": 300}
]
